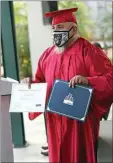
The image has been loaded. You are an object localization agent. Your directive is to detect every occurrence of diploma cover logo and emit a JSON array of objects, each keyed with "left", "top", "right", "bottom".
[{"left": 63, "top": 93, "right": 74, "bottom": 106}]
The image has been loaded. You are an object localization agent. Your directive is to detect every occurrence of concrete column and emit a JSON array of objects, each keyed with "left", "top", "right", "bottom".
[{"left": 27, "top": 1, "right": 53, "bottom": 78}]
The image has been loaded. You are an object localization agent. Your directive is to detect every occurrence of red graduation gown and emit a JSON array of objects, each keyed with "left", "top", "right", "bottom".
[{"left": 29, "top": 37, "right": 113, "bottom": 163}]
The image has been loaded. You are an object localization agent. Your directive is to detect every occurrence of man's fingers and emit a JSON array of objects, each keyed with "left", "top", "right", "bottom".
[
  {"left": 28, "top": 78, "right": 31, "bottom": 89},
  {"left": 69, "top": 79, "right": 75, "bottom": 88},
  {"left": 75, "top": 76, "right": 81, "bottom": 84},
  {"left": 69, "top": 77, "right": 78, "bottom": 88},
  {"left": 21, "top": 78, "right": 29, "bottom": 83},
  {"left": 69, "top": 78, "right": 73, "bottom": 87},
  {"left": 26, "top": 78, "right": 30, "bottom": 83},
  {"left": 28, "top": 82, "right": 31, "bottom": 89},
  {"left": 69, "top": 76, "right": 84, "bottom": 88},
  {"left": 70, "top": 76, "right": 88, "bottom": 88},
  {"left": 21, "top": 77, "right": 32, "bottom": 88},
  {"left": 71, "top": 79, "right": 75, "bottom": 88},
  {"left": 78, "top": 77, "right": 82, "bottom": 84}
]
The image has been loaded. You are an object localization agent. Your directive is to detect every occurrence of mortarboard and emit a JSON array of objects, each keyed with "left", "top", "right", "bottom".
[{"left": 45, "top": 8, "right": 78, "bottom": 25}]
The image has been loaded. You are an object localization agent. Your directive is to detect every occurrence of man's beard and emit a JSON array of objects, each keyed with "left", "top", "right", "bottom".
[
  {"left": 53, "top": 33, "right": 79, "bottom": 54},
  {"left": 54, "top": 46, "right": 65, "bottom": 54}
]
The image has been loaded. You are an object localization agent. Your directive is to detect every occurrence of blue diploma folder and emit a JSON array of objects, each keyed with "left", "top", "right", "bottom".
[{"left": 46, "top": 79, "right": 93, "bottom": 122}]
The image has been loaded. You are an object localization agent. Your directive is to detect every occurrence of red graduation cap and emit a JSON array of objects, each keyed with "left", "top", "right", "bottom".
[{"left": 45, "top": 8, "right": 78, "bottom": 26}]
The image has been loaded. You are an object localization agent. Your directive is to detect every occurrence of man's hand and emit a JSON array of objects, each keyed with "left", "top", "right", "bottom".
[
  {"left": 69, "top": 75, "right": 88, "bottom": 88},
  {"left": 21, "top": 77, "right": 32, "bottom": 89}
]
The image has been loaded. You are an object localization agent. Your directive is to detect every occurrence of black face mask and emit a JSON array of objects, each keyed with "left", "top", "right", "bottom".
[{"left": 52, "top": 26, "right": 74, "bottom": 47}]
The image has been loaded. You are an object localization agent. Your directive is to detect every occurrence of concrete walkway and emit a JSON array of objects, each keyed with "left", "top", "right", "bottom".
[
  {"left": 14, "top": 113, "right": 48, "bottom": 162},
  {"left": 14, "top": 106, "right": 112, "bottom": 162}
]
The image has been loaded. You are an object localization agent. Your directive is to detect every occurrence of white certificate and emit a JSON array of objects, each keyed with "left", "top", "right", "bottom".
[{"left": 9, "top": 83, "right": 47, "bottom": 112}]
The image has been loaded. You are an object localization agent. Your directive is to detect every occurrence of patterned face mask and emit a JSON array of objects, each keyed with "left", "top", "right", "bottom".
[{"left": 52, "top": 27, "right": 74, "bottom": 47}]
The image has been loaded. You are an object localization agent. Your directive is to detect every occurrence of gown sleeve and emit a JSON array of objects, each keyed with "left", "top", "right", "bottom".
[{"left": 84, "top": 43, "right": 113, "bottom": 119}]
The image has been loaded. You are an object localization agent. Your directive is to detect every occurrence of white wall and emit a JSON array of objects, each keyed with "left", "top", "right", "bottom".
[{"left": 26, "top": 1, "right": 53, "bottom": 78}]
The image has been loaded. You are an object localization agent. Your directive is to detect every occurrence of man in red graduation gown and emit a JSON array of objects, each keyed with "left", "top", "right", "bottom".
[{"left": 25, "top": 8, "right": 113, "bottom": 163}]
